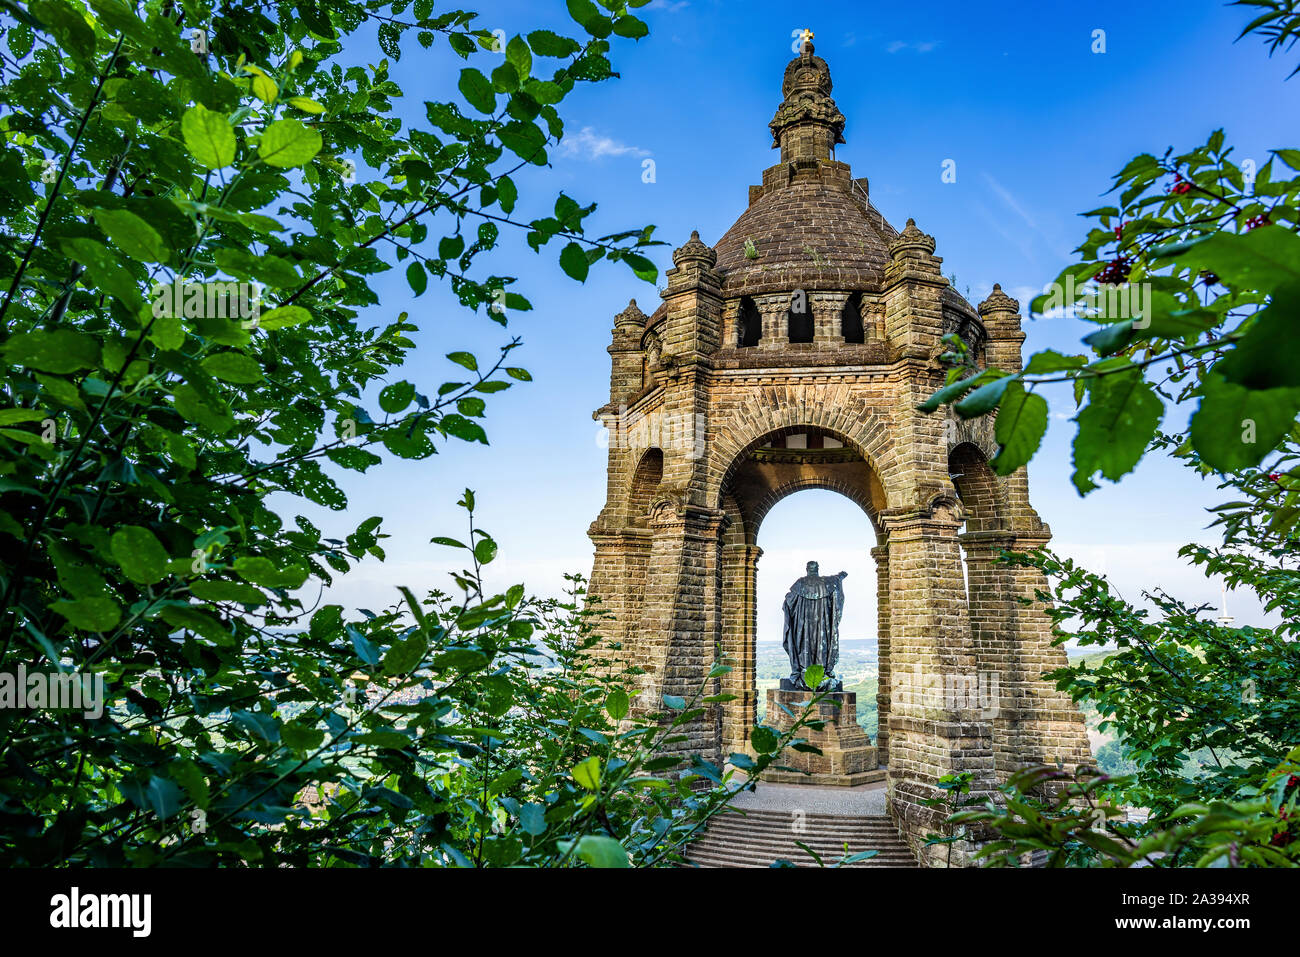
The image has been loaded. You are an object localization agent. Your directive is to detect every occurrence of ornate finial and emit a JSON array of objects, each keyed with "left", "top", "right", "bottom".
[
  {"left": 799, "top": 28, "right": 814, "bottom": 52},
  {"left": 613, "top": 297, "right": 648, "bottom": 329},
  {"left": 979, "top": 283, "right": 1020, "bottom": 316},
  {"left": 889, "top": 218, "right": 935, "bottom": 257},
  {"left": 770, "top": 38, "right": 844, "bottom": 157},
  {"left": 672, "top": 229, "right": 717, "bottom": 268}
]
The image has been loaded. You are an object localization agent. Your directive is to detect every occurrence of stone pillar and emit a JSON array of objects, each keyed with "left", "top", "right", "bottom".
[
  {"left": 719, "top": 542, "right": 761, "bottom": 756},
  {"left": 813, "top": 291, "right": 849, "bottom": 346},
  {"left": 882, "top": 219, "right": 946, "bottom": 360},
  {"left": 755, "top": 294, "right": 788, "bottom": 349},
  {"left": 633, "top": 501, "right": 727, "bottom": 758},
  {"left": 882, "top": 509, "right": 996, "bottom": 867},
  {"left": 961, "top": 529, "right": 1092, "bottom": 778},
  {"left": 719, "top": 299, "right": 740, "bottom": 354},
  {"left": 871, "top": 542, "right": 890, "bottom": 764}
]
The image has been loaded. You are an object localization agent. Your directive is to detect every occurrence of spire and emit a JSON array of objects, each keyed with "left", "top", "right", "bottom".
[{"left": 769, "top": 33, "right": 846, "bottom": 164}]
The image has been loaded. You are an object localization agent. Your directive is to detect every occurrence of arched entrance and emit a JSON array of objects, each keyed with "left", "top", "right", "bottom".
[{"left": 712, "top": 425, "right": 888, "bottom": 760}]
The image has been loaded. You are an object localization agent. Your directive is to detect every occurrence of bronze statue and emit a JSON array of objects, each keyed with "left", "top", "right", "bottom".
[{"left": 781, "top": 560, "right": 847, "bottom": 691}]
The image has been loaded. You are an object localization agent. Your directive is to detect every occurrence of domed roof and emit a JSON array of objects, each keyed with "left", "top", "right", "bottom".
[{"left": 712, "top": 182, "right": 895, "bottom": 297}]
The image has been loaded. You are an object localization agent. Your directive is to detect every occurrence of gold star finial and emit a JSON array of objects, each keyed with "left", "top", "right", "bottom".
[{"left": 800, "top": 28, "right": 814, "bottom": 48}]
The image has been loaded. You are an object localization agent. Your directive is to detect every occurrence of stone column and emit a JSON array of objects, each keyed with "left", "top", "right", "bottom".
[
  {"left": 755, "top": 294, "right": 788, "bottom": 349},
  {"left": 871, "top": 542, "right": 890, "bottom": 764},
  {"left": 813, "top": 291, "right": 849, "bottom": 346},
  {"left": 881, "top": 509, "right": 996, "bottom": 867},
  {"left": 634, "top": 501, "right": 727, "bottom": 758},
  {"left": 961, "top": 528, "right": 1092, "bottom": 778},
  {"left": 719, "top": 299, "right": 740, "bottom": 352},
  {"left": 719, "top": 542, "right": 761, "bottom": 756}
]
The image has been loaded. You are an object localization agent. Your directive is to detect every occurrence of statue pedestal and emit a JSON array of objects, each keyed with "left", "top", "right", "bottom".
[{"left": 760, "top": 689, "right": 881, "bottom": 787}]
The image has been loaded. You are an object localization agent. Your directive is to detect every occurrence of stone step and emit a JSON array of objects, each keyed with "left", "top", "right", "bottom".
[
  {"left": 686, "top": 846, "right": 917, "bottom": 868},
  {"left": 690, "top": 843, "right": 916, "bottom": 862},
  {"left": 690, "top": 836, "right": 914, "bottom": 857},
  {"left": 686, "top": 810, "right": 918, "bottom": 867}
]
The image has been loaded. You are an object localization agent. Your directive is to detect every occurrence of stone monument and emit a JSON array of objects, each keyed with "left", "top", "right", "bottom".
[{"left": 764, "top": 559, "right": 879, "bottom": 786}]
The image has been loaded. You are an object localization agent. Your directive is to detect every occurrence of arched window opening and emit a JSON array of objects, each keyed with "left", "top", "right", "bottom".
[
  {"left": 787, "top": 296, "right": 813, "bottom": 343},
  {"left": 841, "top": 292, "right": 865, "bottom": 344},
  {"left": 627, "top": 448, "right": 663, "bottom": 523},
  {"left": 737, "top": 296, "right": 761, "bottom": 347}
]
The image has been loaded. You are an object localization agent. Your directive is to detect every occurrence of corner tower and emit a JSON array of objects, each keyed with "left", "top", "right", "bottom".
[{"left": 586, "top": 37, "right": 1091, "bottom": 866}]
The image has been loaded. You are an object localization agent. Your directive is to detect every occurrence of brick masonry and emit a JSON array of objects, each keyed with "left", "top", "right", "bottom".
[{"left": 587, "top": 40, "right": 1092, "bottom": 867}]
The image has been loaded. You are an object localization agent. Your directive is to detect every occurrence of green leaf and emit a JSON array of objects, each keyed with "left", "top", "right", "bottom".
[
  {"left": 527, "top": 29, "right": 580, "bottom": 57},
  {"left": 954, "top": 374, "right": 1017, "bottom": 419},
  {"left": 473, "top": 536, "right": 497, "bottom": 565},
  {"left": 111, "top": 525, "right": 170, "bottom": 585},
  {"left": 447, "top": 351, "right": 477, "bottom": 372},
  {"left": 505, "top": 35, "right": 532, "bottom": 80},
  {"left": 1024, "top": 350, "right": 1087, "bottom": 375},
  {"left": 992, "top": 380, "right": 1049, "bottom": 475},
  {"left": 348, "top": 625, "right": 380, "bottom": 666},
  {"left": 94, "top": 209, "right": 168, "bottom": 263},
  {"left": 1215, "top": 285, "right": 1300, "bottom": 390},
  {"left": 1153, "top": 227, "right": 1300, "bottom": 291},
  {"left": 559, "top": 241, "right": 589, "bottom": 281},
  {"left": 605, "top": 689, "right": 629, "bottom": 720},
  {"left": 189, "top": 580, "right": 267, "bottom": 605},
  {"left": 804, "top": 664, "right": 825, "bottom": 689},
  {"left": 2, "top": 329, "right": 100, "bottom": 374},
  {"left": 751, "top": 725, "right": 778, "bottom": 754},
  {"left": 181, "top": 104, "right": 237, "bottom": 169},
  {"left": 379, "top": 380, "right": 415, "bottom": 413},
  {"left": 662, "top": 694, "right": 686, "bottom": 710},
  {"left": 1071, "top": 371, "right": 1164, "bottom": 493},
  {"left": 383, "top": 630, "right": 429, "bottom": 675},
  {"left": 570, "top": 835, "right": 628, "bottom": 868},
  {"left": 287, "top": 96, "right": 325, "bottom": 114},
  {"left": 51, "top": 596, "right": 121, "bottom": 631},
  {"left": 1190, "top": 374, "right": 1300, "bottom": 471},
  {"left": 405, "top": 261, "right": 427, "bottom": 296},
  {"left": 281, "top": 721, "right": 326, "bottom": 752},
  {"left": 458, "top": 68, "right": 496, "bottom": 114},
  {"left": 519, "top": 803, "right": 547, "bottom": 836},
  {"left": 201, "top": 352, "right": 263, "bottom": 384},
  {"left": 258, "top": 118, "right": 323, "bottom": 168},
  {"left": 572, "top": 756, "right": 601, "bottom": 790},
  {"left": 256, "top": 305, "right": 312, "bottom": 330},
  {"left": 917, "top": 373, "right": 982, "bottom": 413}
]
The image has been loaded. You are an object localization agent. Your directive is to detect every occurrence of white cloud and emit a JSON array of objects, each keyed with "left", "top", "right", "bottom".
[
  {"left": 557, "top": 126, "right": 650, "bottom": 161},
  {"left": 886, "top": 40, "right": 939, "bottom": 54},
  {"left": 646, "top": 0, "right": 689, "bottom": 10}
]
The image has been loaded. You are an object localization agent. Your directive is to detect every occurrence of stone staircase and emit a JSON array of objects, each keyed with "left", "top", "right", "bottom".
[{"left": 686, "top": 807, "right": 918, "bottom": 868}]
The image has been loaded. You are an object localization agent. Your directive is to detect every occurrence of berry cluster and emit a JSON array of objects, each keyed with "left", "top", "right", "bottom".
[{"left": 1095, "top": 257, "right": 1132, "bottom": 285}]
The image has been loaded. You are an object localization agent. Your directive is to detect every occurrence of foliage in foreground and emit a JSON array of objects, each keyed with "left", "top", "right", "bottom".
[
  {"left": 933, "top": 2, "right": 1300, "bottom": 867},
  {"left": 0, "top": 0, "right": 827, "bottom": 866}
]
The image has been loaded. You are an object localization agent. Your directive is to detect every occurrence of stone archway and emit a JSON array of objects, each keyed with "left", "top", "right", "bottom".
[
  {"left": 710, "top": 424, "right": 886, "bottom": 760},
  {"left": 585, "top": 38, "right": 1091, "bottom": 866}
]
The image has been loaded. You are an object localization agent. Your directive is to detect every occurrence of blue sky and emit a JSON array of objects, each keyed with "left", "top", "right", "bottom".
[{"left": 298, "top": 1, "right": 1299, "bottom": 642}]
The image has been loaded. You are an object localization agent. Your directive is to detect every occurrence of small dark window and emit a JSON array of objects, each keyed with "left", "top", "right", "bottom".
[
  {"left": 841, "top": 292, "right": 865, "bottom": 343},
  {"left": 737, "top": 297, "right": 761, "bottom": 347},
  {"left": 787, "top": 297, "right": 813, "bottom": 343}
]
